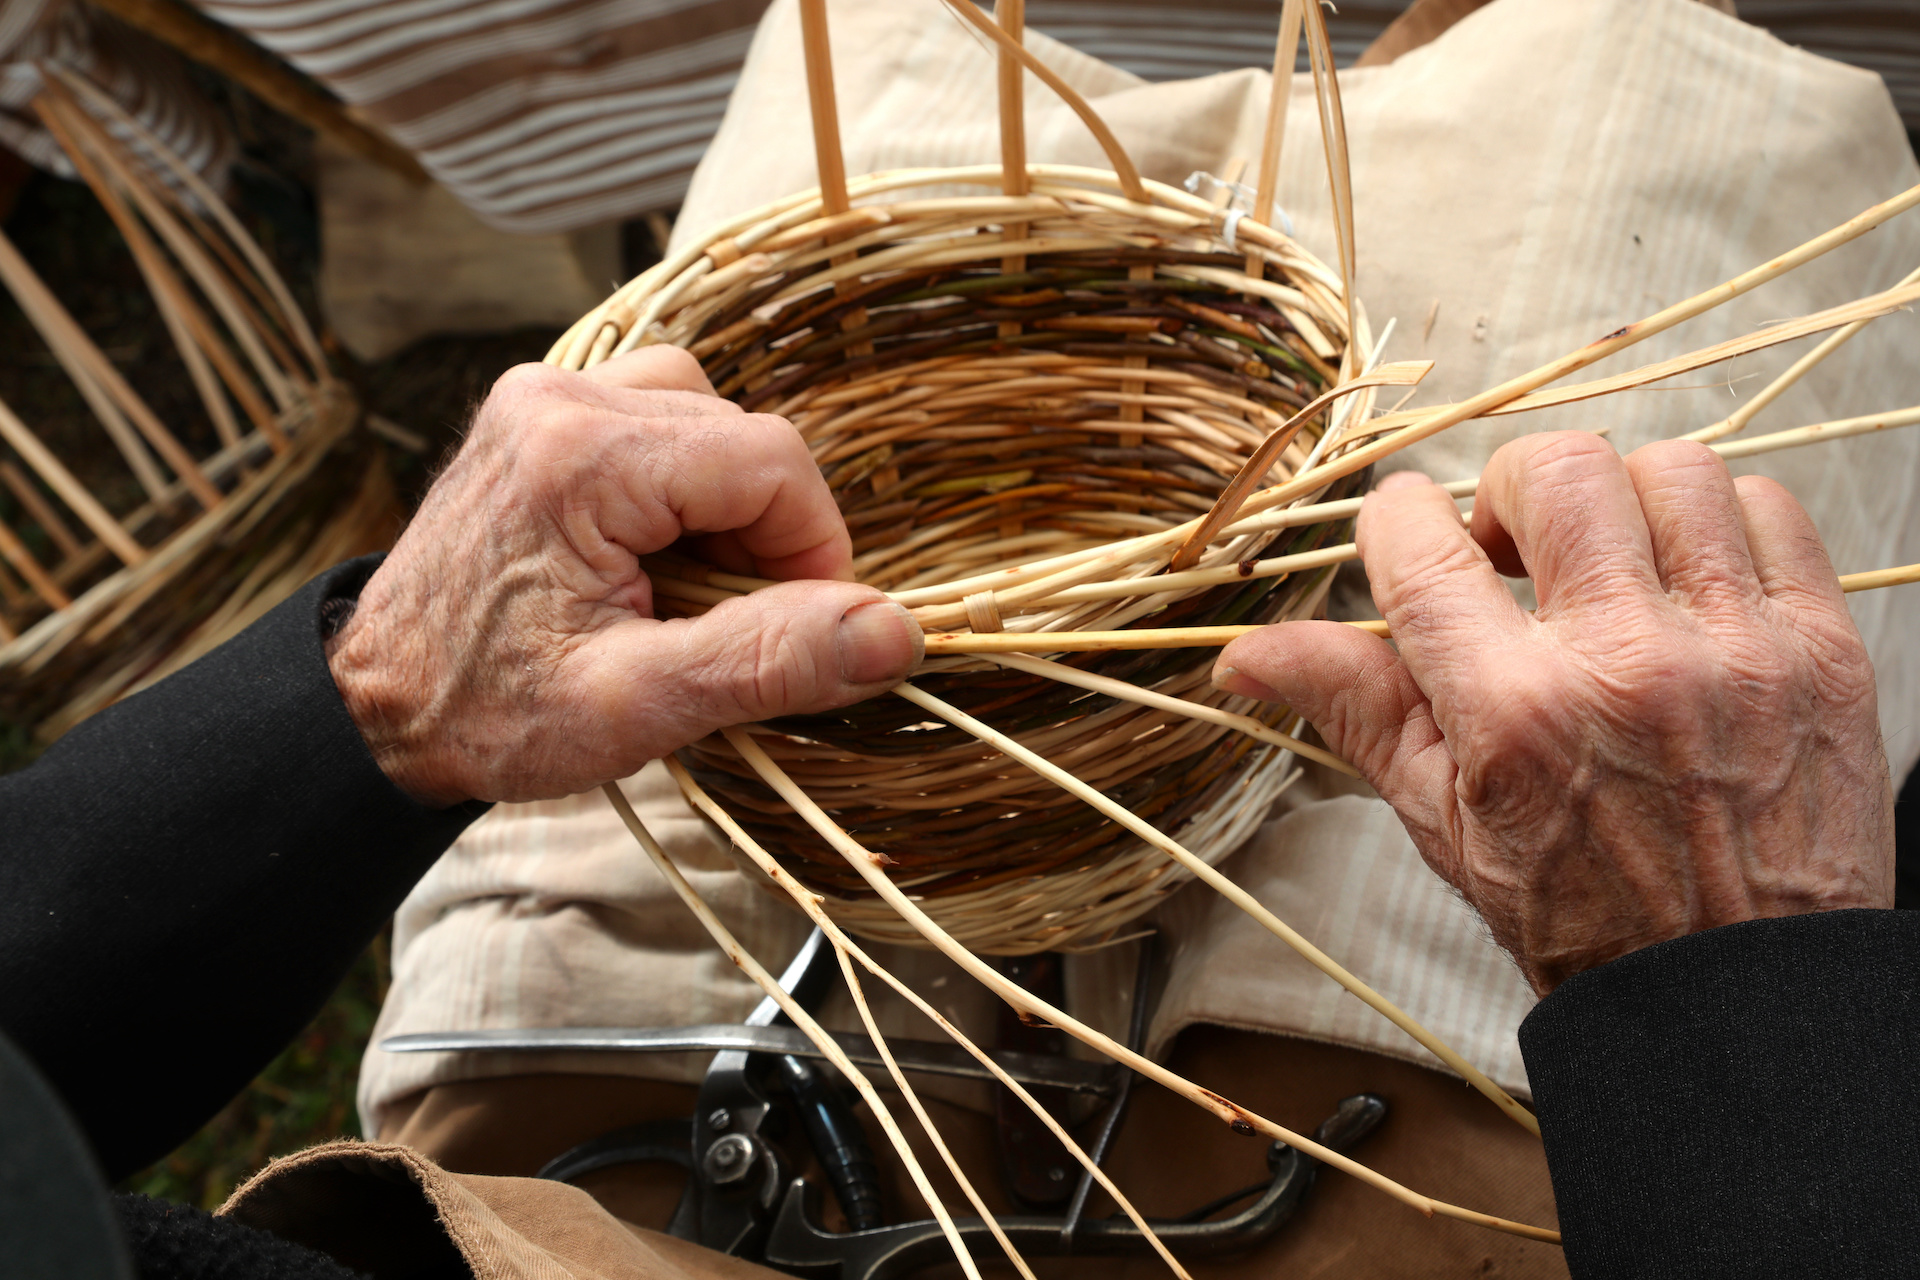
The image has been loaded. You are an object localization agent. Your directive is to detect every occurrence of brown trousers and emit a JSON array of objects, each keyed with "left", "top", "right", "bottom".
[{"left": 222, "top": 1030, "right": 1564, "bottom": 1279}]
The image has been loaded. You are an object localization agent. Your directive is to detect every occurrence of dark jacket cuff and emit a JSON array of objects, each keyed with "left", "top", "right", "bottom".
[
  {"left": 1520, "top": 908, "right": 1920, "bottom": 1279},
  {"left": 0, "top": 554, "right": 489, "bottom": 1177}
]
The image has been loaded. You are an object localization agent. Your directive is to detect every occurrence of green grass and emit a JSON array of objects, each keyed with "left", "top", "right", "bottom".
[{"left": 118, "top": 935, "right": 391, "bottom": 1210}]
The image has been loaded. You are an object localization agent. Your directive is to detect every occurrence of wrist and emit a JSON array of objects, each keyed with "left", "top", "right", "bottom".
[{"left": 323, "top": 572, "right": 468, "bottom": 809}]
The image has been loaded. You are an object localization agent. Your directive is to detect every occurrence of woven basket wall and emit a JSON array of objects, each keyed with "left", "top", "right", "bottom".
[{"left": 551, "top": 163, "right": 1376, "bottom": 952}]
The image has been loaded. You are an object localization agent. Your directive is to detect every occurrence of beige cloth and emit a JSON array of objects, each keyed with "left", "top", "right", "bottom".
[{"left": 363, "top": 0, "right": 1920, "bottom": 1142}]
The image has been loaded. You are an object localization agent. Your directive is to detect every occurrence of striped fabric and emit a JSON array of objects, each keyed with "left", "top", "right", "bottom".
[
  {"left": 1022, "top": 0, "right": 1414, "bottom": 82},
  {"left": 187, "top": 0, "right": 1920, "bottom": 233},
  {"left": 1739, "top": 1, "right": 1920, "bottom": 130},
  {"left": 196, "top": 0, "right": 769, "bottom": 234},
  {"left": 3, "top": 2, "right": 1914, "bottom": 232},
  {"left": 0, "top": 0, "right": 234, "bottom": 188}
]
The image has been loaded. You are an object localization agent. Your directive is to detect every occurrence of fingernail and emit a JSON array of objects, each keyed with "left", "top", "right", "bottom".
[
  {"left": 1213, "top": 665, "right": 1283, "bottom": 702},
  {"left": 838, "top": 601, "right": 923, "bottom": 684},
  {"left": 1376, "top": 470, "right": 1433, "bottom": 493}
]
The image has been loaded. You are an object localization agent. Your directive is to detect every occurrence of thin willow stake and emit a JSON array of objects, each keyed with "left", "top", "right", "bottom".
[
  {"left": 1227, "top": 180, "right": 1920, "bottom": 525},
  {"left": 832, "top": 949, "right": 1042, "bottom": 1280},
  {"left": 1346, "top": 279, "right": 1920, "bottom": 442},
  {"left": 1686, "top": 264, "right": 1920, "bottom": 444},
  {"left": 994, "top": 0, "right": 1029, "bottom": 304},
  {"left": 799, "top": 0, "right": 850, "bottom": 216},
  {"left": 1839, "top": 563, "right": 1920, "bottom": 593},
  {"left": 597, "top": 782, "right": 987, "bottom": 1280},
  {"left": 1023, "top": 405, "right": 1920, "bottom": 606},
  {"left": 46, "top": 89, "right": 298, "bottom": 415},
  {"left": 0, "top": 518, "right": 71, "bottom": 609},
  {"left": 984, "top": 651, "right": 1358, "bottom": 776},
  {"left": 893, "top": 271, "right": 1920, "bottom": 621},
  {"left": 886, "top": 683, "right": 1541, "bottom": 1136},
  {"left": 0, "top": 461, "right": 82, "bottom": 562},
  {"left": 1248, "top": 0, "right": 1305, "bottom": 282},
  {"left": 0, "top": 393, "right": 146, "bottom": 565},
  {"left": 46, "top": 63, "right": 327, "bottom": 379},
  {"left": 719, "top": 727, "right": 1560, "bottom": 1243},
  {"left": 1301, "top": 0, "right": 1355, "bottom": 345},
  {"left": 937, "top": 0, "right": 1145, "bottom": 201},
  {"left": 37, "top": 92, "right": 281, "bottom": 448},
  {"left": 995, "top": 0, "right": 1027, "bottom": 200},
  {"left": 928, "top": 561, "right": 1920, "bottom": 653},
  {"left": 663, "top": 756, "right": 1192, "bottom": 1280},
  {"left": 0, "top": 227, "right": 185, "bottom": 505}
]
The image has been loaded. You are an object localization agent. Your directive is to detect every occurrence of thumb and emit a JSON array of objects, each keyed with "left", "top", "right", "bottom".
[
  {"left": 1212, "top": 620, "right": 1453, "bottom": 805},
  {"left": 607, "top": 580, "right": 923, "bottom": 752}
]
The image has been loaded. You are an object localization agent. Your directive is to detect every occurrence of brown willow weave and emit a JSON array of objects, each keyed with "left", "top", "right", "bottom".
[{"left": 548, "top": 165, "right": 1377, "bottom": 951}]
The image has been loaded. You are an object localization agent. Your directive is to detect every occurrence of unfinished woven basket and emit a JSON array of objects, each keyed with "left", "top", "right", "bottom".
[{"left": 549, "top": 161, "right": 1377, "bottom": 951}]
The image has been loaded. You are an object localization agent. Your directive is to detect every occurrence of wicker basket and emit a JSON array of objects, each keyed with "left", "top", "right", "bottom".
[{"left": 549, "top": 159, "right": 1376, "bottom": 951}]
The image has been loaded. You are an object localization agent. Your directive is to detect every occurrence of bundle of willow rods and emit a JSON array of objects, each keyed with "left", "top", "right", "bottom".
[
  {"left": 554, "top": 176, "right": 1378, "bottom": 952},
  {"left": 0, "top": 67, "right": 395, "bottom": 737}
]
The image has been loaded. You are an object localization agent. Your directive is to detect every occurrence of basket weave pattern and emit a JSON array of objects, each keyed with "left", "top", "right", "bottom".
[{"left": 552, "top": 166, "right": 1375, "bottom": 951}]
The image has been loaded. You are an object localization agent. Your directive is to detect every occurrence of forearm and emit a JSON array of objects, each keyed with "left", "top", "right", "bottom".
[
  {"left": 0, "top": 557, "right": 487, "bottom": 1179},
  {"left": 1520, "top": 909, "right": 1920, "bottom": 1278}
]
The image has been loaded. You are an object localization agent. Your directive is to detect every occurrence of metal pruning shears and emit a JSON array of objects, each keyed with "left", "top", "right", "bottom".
[{"left": 384, "top": 928, "right": 1385, "bottom": 1279}]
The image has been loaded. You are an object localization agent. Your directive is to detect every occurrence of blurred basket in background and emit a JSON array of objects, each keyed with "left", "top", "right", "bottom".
[{"left": 0, "top": 66, "right": 397, "bottom": 740}]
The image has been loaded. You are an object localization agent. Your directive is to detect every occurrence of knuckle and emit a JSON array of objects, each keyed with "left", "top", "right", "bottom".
[
  {"left": 1373, "top": 534, "right": 1486, "bottom": 612},
  {"left": 1628, "top": 437, "right": 1724, "bottom": 480},
  {"left": 1519, "top": 429, "right": 1616, "bottom": 478},
  {"left": 1732, "top": 472, "right": 1793, "bottom": 507},
  {"left": 490, "top": 361, "right": 573, "bottom": 406},
  {"left": 737, "top": 412, "right": 806, "bottom": 456},
  {"left": 518, "top": 403, "right": 605, "bottom": 472},
  {"left": 645, "top": 344, "right": 712, "bottom": 391}
]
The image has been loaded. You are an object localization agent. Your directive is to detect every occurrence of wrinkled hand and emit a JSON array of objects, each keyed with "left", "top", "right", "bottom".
[
  {"left": 1214, "top": 432, "right": 1893, "bottom": 994},
  {"left": 327, "top": 347, "right": 921, "bottom": 807}
]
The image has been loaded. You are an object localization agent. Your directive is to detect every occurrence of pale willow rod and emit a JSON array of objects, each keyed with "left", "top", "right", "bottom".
[
  {"left": 600, "top": 781, "right": 994, "bottom": 1280},
  {"left": 925, "top": 563, "right": 1920, "bottom": 655},
  {"left": 661, "top": 756, "right": 1193, "bottom": 1280},
  {"left": 896, "top": 282, "right": 1920, "bottom": 631},
  {"left": 714, "top": 726, "right": 1561, "bottom": 1244},
  {"left": 1684, "top": 263, "right": 1920, "bottom": 445},
  {"left": 944, "top": 403, "right": 1920, "bottom": 609},
  {"left": 885, "top": 682, "right": 1534, "bottom": 1132}
]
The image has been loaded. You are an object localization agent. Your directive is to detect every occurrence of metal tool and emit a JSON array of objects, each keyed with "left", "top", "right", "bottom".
[
  {"left": 383, "top": 1028, "right": 1113, "bottom": 1096},
  {"left": 763, "top": 1092, "right": 1387, "bottom": 1280},
  {"left": 381, "top": 928, "right": 1386, "bottom": 1277}
]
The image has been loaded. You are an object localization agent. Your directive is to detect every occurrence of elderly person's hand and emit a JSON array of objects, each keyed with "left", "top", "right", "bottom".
[
  {"left": 1214, "top": 432, "right": 1895, "bottom": 994},
  {"left": 326, "top": 347, "right": 921, "bottom": 807}
]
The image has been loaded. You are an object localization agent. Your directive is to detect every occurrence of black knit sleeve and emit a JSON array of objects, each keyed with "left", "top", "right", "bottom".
[
  {"left": 0, "top": 556, "right": 488, "bottom": 1180},
  {"left": 1519, "top": 908, "right": 1920, "bottom": 1279}
]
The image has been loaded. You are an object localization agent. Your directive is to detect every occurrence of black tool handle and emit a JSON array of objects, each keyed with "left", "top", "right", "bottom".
[{"left": 779, "top": 1054, "right": 884, "bottom": 1232}]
